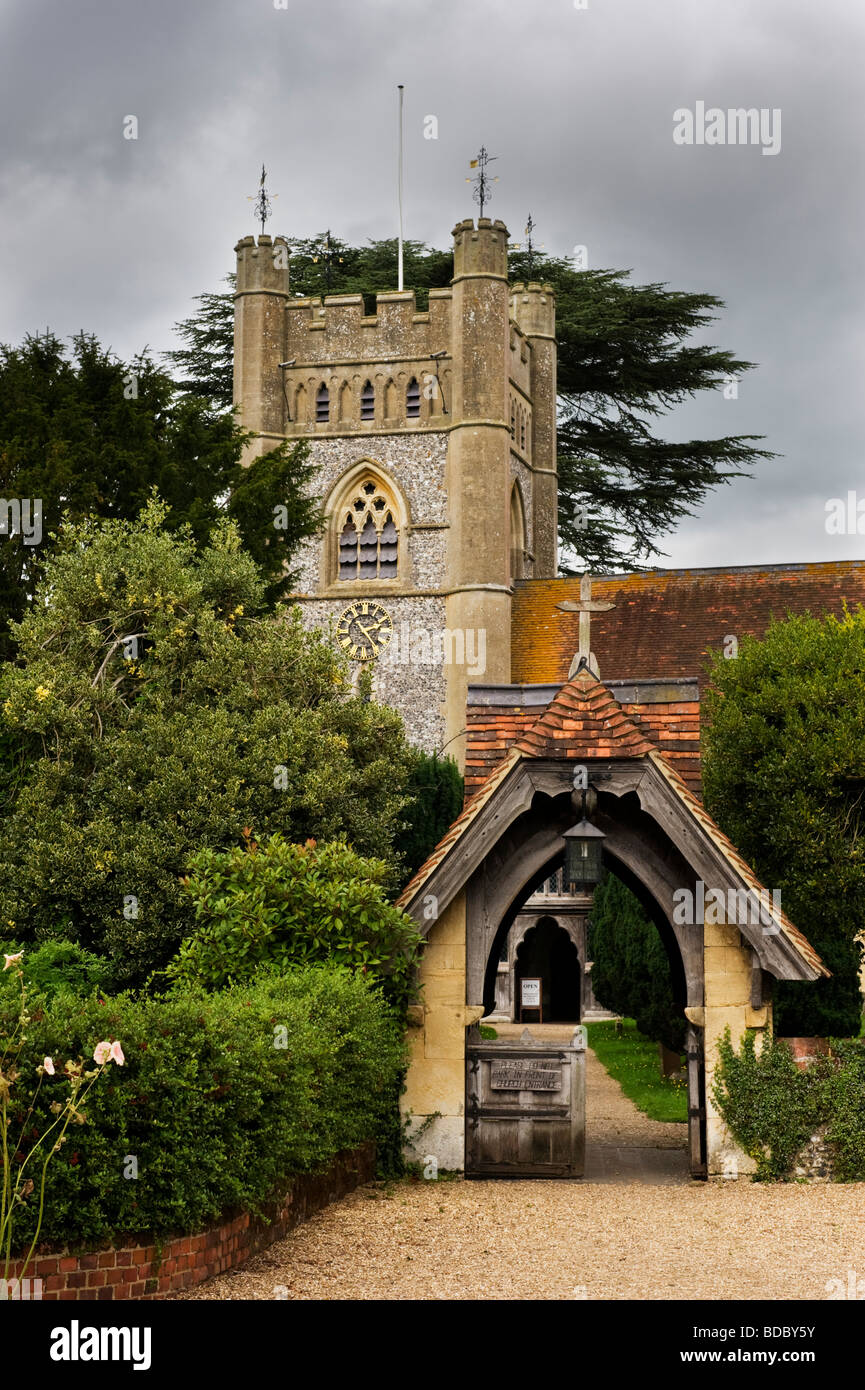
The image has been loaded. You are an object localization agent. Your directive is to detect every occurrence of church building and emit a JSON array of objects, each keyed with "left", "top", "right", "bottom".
[
  {"left": 232, "top": 218, "right": 865, "bottom": 776},
  {"left": 232, "top": 215, "right": 860, "bottom": 1177}
]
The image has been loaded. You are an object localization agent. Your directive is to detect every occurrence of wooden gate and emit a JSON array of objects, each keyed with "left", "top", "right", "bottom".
[{"left": 465, "top": 1026, "right": 586, "bottom": 1178}]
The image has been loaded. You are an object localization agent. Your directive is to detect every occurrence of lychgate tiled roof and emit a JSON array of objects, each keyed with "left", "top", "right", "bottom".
[
  {"left": 397, "top": 668, "right": 828, "bottom": 979},
  {"left": 464, "top": 683, "right": 701, "bottom": 797},
  {"left": 512, "top": 672, "right": 655, "bottom": 760}
]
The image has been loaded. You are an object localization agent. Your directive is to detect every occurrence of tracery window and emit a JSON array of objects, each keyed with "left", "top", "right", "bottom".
[{"left": 338, "top": 478, "right": 399, "bottom": 580}]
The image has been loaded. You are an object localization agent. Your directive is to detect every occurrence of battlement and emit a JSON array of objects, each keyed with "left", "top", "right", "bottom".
[
  {"left": 452, "top": 217, "right": 509, "bottom": 280},
  {"left": 234, "top": 234, "right": 290, "bottom": 296},
  {"left": 283, "top": 287, "right": 452, "bottom": 366},
  {"left": 509, "top": 281, "right": 556, "bottom": 339}
]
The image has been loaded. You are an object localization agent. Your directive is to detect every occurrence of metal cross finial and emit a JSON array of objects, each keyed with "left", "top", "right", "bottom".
[
  {"left": 247, "top": 164, "right": 277, "bottom": 236},
  {"left": 555, "top": 573, "right": 616, "bottom": 680},
  {"left": 466, "top": 146, "right": 498, "bottom": 218}
]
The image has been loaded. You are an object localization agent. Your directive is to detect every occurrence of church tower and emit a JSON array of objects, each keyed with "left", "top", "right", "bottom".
[{"left": 232, "top": 218, "right": 557, "bottom": 763}]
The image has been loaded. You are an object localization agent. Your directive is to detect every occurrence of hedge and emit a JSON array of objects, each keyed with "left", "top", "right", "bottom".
[
  {"left": 713, "top": 1029, "right": 865, "bottom": 1181},
  {"left": 1, "top": 964, "right": 406, "bottom": 1251}
]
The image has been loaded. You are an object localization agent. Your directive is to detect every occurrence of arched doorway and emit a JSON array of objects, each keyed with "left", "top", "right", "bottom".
[{"left": 514, "top": 917, "right": 581, "bottom": 1022}]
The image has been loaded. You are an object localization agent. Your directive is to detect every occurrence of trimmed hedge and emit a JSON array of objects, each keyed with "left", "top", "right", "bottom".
[
  {"left": 713, "top": 1029, "right": 865, "bottom": 1181},
  {"left": 2, "top": 965, "right": 406, "bottom": 1250}
]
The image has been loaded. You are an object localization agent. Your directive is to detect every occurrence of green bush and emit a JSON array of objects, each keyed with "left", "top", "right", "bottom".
[
  {"left": 588, "top": 873, "right": 685, "bottom": 1052},
  {"left": 163, "top": 833, "right": 422, "bottom": 1011},
  {"left": 0, "top": 499, "right": 414, "bottom": 988},
  {"left": 703, "top": 611, "right": 865, "bottom": 1036},
  {"left": 395, "top": 750, "right": 464, "bottom": 881},
  {"left": 0, "top": 963, "right": 406, "bottom": 1250},
  {"left": 712, "top": 1029, "right": 865, "bottom": 1181},
  {"left": 12, "top": 940, "right": 114, "bottom": 999}
]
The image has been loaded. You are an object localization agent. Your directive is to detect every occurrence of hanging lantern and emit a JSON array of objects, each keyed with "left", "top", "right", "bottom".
[{"left": 563, "top": 818, "right": 606, "bottom": 889}]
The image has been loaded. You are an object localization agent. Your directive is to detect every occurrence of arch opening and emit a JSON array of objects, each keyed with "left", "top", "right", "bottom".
[{"left": 514, "top": 916, "right": 582, "bottom": 1023}]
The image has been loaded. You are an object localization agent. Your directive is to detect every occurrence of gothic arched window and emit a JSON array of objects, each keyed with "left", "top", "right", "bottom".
[
  {"left": 316, "top": 382, "right": 330, "bottom": 423},
  {"left": 361, "top": 380, "right": 375, "bottom": 420},
  {"left": 406, "top": 377, "right": 420, "bottom": 418},
  {"left": 338, "top": 478, "right": 399, "bottom": 580}
]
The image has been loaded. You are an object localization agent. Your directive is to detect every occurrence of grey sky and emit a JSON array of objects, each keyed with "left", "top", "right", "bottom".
[{"left": 1, "top": 0, "right": 863, "bottom": 569}]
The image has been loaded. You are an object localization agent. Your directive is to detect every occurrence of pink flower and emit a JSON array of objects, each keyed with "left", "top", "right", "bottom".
[
  {"left": 93, "top": 1040, "right": 111, "bottom": 1065},
  {"left": 43, "top": 1056, "right": 55, "bottom": 1075},
  {"left": 108, "top": 1041, "right": 125, "bottom": 1067},
  {"left": 3, "top": 952, "right": 23, "bottom": 971}
]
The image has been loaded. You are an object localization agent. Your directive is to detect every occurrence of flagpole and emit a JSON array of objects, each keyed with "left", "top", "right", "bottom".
[{"left": 397, "top": 84, "right": 404, "bottom": 292}]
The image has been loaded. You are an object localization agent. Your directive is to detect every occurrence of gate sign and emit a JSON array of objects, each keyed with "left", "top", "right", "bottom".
[{"left": 521, "top": 977, "right": 542, "bottom": 1008}]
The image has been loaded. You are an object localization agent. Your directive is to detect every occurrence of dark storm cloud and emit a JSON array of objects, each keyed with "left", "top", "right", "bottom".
[{"left": 1, "top": 0, "right": 863, "bottom": 567}]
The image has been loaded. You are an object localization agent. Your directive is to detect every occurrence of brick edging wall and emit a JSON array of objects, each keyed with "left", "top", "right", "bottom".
[{"left": 5, "top": 1143, "right": 375, "bottom": 1300}]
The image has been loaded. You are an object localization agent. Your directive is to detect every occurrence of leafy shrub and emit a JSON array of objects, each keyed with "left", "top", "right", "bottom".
[
  {"left": 712, "top": 1029, "right": 865, "bottom": 1181},
  {"left": 0, "top": 500, "right": 414, "bottom": 988},
  {"left": 712, "top": 1029, "right": 819, "bottom": 1180},
  {"left": 163, "top": 833, "right": 422, "bottom": 1010},
  {"left": 818, "top": 1039, "right": 865, "bottom": 1181},
  {"left": 14, "top": 940, "right": 114, "bottom": 999},
  {"left": 703, "top": 611, "right": 865, "bottom": 1036},
  {"left": 0, "top": 963, "right": 406, "bottom": 1250},
  {"left": 395, "top": 750, "right": 464, "bottom": 880}
]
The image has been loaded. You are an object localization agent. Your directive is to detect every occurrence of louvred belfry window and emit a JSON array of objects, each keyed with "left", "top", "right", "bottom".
[
  {"left": 316, "top": 383, "right": 330, "bottom": 422},
  {"left": 338, "top": 478, "right": 399, "bottom": 580},
  {"left": 406, "top": 377, "right": 420, "bottom": 418},
  {"left": 361, "top": 380, "right": 375, "bottom": 420}
]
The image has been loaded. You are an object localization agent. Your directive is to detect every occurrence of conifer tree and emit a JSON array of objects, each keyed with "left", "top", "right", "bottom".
[{"left": 170, "top": 234, "right": 772, "bottom": 573}]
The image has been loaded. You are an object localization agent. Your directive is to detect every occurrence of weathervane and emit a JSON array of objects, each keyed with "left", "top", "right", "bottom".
[
  {"left": 556, "top": 574, "right": 616, "bottom": 680},
  {"left": 466, "top": 146, "right": 498, "bottom": 218},
  {"left": 247, "top": 164, "right": 277, "bottom": 236},
  {"left": 509, "top": 214, "right": 545, "bottom": 274},
  {"left": 312, "top": 229, "right": 344, "bottom": 293}
]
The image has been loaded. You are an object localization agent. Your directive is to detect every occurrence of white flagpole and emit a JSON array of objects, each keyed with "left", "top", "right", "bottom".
[{"left": 397, "top": 84, "right": 405, "bottom": 292}]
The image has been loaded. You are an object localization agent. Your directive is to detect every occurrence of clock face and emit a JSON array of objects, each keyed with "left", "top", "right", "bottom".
[{"left": 336, "top": 601, "right": 394, "bottom": 662}]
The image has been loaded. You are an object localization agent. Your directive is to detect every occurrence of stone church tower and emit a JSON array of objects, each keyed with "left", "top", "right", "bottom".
[{"left": 233, "top": 217, "right": 557, "bottom": 761}]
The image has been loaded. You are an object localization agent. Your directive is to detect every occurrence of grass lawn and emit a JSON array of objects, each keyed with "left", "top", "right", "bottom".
[{"left": 585, "top": 1019, "right": 688, "bottom": 1124}]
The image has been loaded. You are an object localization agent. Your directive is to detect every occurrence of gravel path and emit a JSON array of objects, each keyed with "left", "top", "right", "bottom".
[{"left": 180, "top": 1044, "right": 865, "bottom": 1301}]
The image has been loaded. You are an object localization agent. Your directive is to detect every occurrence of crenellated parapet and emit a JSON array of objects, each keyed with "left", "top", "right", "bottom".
[{"left": 282, "top": 287, "right": 452, "bottom": 366}]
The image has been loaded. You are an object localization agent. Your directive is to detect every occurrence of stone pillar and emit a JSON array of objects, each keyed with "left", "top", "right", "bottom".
[
  {"left": 701, "top": 916, "right": 773, "bottom": 1177},
  {"left": 402, "top": 891, "right": 483, "bottom": 1171},
  {"left": 444, "top": 219, "right": 513, "bottom": 764},
  {"left": 233, "top": 234, "right": 291, "bottom": 465},
  {"left": 509, "top": 281, "right": 558, "bottom": 577}
]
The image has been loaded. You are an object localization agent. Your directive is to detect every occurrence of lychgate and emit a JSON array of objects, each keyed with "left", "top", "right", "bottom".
[{"left": 397, "top": 668, "right": 827, "bottom": 1178}]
